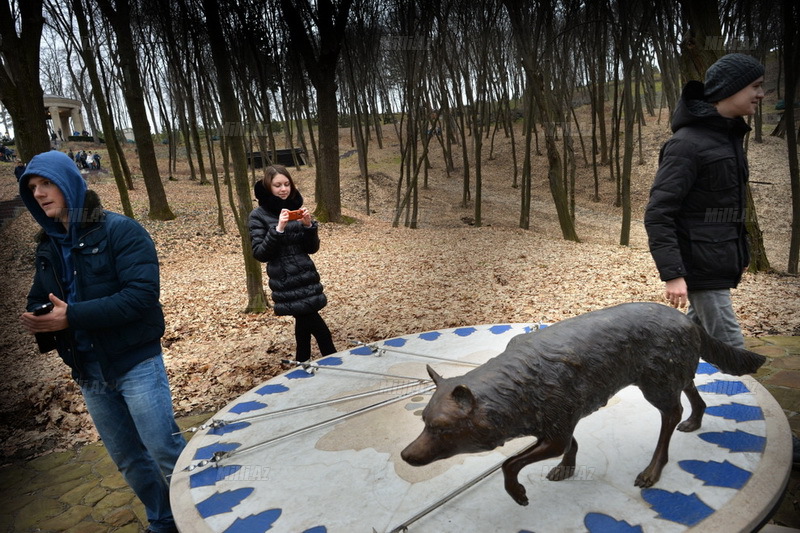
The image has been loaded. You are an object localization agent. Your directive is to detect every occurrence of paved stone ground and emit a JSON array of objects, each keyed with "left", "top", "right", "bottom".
[
  {"left": 0, "top": 339, "right": 798, "bottom": 532},
  {"left": 748, "top": 336, "right": 800, "bottom": 531}
]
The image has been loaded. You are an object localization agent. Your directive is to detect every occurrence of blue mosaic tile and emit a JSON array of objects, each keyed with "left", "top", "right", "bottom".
[
  {"left": 229, "top": 401, "right": 267, "bottom": 414},
  {"left": 679, "top": 459, "right": 751, "bottom": 489},
  {"left": 196, "top": 487, "right": 254, "bottom": 518},
  {"left": 223, "top": 509, "right": 282, "bottom": 532},
  {"left": 641, "top": 489, "right": 714, "bottom": 526},
  {"left": 706, "top": 403, "right": 764, "bottom": 422},
  {"left": 584, "top": 512, "right": 643, "bottom": 532},
  {"left": 699, "top": 429, "right": 766, "bottom": 453}
]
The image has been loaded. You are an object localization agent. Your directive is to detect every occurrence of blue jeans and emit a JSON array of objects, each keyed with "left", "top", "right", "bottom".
[
  {"left": 78, "top": 355, "right": 186, "bottom": 532},
  {"left": 687, "top": 289, "right": 745, "bottom": 349}
]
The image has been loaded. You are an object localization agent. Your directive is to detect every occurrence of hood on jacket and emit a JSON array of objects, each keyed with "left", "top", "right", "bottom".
[
  {"left": 671, "top": 80, "right": 750, "bottom": 137},
  {"left": 19, "top": 150, "right": 87, "bottom": 239}
]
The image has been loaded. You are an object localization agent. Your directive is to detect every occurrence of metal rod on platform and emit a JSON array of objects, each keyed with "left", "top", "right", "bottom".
[
  {"left": 387, "top": 441, "right": 538, "bottom": 533},
  {"left": 175, "top": 361, "right": 433, "bottom": 435},
  {"left": 180, "top": 384, "right": 436, "bottom": 473},
  {"left": 350, "top": 340, "right": 481, "bottom": 367},
  {"left": 174, "top": 379, "right": 432, "bottom": 435},
  {"left": 281, "top": 359, "right": 427, "bottom": 381}
]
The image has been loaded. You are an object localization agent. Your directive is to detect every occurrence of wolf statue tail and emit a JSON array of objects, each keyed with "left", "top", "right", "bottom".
[{"left": 698, "top": 329, "right": 766, "bottom": 376}]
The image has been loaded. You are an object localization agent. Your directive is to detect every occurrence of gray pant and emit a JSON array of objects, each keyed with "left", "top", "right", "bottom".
[{"left": 687, "top": 289, "right": 745, "bottom": 349}]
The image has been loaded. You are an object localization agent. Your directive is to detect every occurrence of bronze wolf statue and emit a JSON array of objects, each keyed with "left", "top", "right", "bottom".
[{"left": 401, "top": 303, "right": 766, "bottom": 506}]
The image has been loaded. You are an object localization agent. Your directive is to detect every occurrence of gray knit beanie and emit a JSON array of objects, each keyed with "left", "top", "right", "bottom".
[{"left": 704, "top": 53, "right": 765, "bottom": 102}]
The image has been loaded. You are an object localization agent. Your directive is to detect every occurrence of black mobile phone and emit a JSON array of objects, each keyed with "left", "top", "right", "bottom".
[{"left": 32, "top": 302, "right": 54, "bottom": 316}]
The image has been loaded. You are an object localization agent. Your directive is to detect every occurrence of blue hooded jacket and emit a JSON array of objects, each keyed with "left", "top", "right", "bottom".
[
  {"left": 20, "top": 151, "right": 87, "bottom": 306},
  {"left": 19, "top": 151, "right": 87, "bottom": 238},
  {"left": 19, "top": 150, "right": 165, "bottom": 380}
]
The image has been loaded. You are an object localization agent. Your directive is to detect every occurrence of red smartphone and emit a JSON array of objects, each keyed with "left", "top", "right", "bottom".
[{"left": 287, "top": 210, "right": 304, "bottom": 221}]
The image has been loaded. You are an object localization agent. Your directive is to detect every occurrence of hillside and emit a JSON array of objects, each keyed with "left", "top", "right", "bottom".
[{"left": 0, "top": 110, "right": 798, "bottom": 459}]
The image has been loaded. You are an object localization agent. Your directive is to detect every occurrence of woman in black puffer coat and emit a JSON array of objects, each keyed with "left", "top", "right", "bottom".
[{"left": 248, "top": 165, "right": 336, "bottom": 362}]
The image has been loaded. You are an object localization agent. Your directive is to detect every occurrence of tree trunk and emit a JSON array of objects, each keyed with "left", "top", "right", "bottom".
[
  {"left": 314, "top": 75, "right": 342, "bottom": 222},
  {"left": 70, "top": 0, "right": 133, "bottom": 217},
  {"left": 0, "top": 0, "right": 51, "bottom": 161},
  {"left": 783, "top": 0, "right": 800, "bottom": 274},
  {"left": 677, "top": 0, "right": 722, "bottom": 83},
  {"left": 95, "top": 0, "right": 175, "bottom": 220},
  {"left": 203, "top": 0, "right": 268, "bottom": 312},
  {"left": 278, "top": 0, "right": 354, "bottom": 223},
  {"left": 745, "top": 184, "right": 771, "bottom": 272}
]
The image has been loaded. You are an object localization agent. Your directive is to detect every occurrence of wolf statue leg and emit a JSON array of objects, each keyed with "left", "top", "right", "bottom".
[
  {"left": 502, "top": 435, "right": 572, "bottom": 506},
  {"left": 677, "top": 382, "right": 706, "bottom": 432},
  {"left": 546, "top": 436, "right": 579, "bottom": 481},
  {"left": 635, "top": 402, "right": 682, "bottom": 488}
]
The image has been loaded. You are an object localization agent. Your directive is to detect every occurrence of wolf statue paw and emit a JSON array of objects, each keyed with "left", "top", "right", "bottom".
[
  {"left": 634, "top": 468, "right": 660, "bottom": 488},
  {"left": 677, "top": 418, "right": 701, "bottom": 432},
  {"left": 505, "top": 480, "right": 529, "bottom": 506},
  {"left": 547, "top": 464, "right": 575, "bottom": 481}
]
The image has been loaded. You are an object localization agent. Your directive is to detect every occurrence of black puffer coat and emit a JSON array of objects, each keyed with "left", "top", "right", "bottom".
[
  {"left": 248, "top": 186, "right": 327, "bottom": 316},
  {"left": 644, "top": 80, "right": 750, "bottom": 291}
]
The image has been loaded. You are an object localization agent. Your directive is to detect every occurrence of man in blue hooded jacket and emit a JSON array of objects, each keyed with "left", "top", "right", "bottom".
[{"left": 18, "top": 150, "right": 185, "bottom": 533}]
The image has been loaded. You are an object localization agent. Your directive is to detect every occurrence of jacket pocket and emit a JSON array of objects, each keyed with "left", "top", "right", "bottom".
[
  {"left": 75, "top": 240, "right": 114, "bottom": 279},
  {"left": 688, "top": 225, "right": 741, "bottom": 279},
  {"left": 698, "top": 152, "right": 738, "bottom": 192}
]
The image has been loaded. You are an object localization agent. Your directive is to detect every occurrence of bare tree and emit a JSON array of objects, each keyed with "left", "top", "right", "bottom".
[
  {"left": 0, "top": 0, "right": 51, "bottom": 160},
  {"left": 503, "top": 0, "right": 580, "bottom": 242},
  {"left": 782, "top": 0, "right": 800, "bottom": 274},
  {"left": 45, "top": 0, "right": 135, "bottom": 217},
  {"left": 677, "top": 0, "right": 721, "bottom": 82},
  {"left": 94, "top": 0, "right": 175, "bottom": 220},
  {"left": 277, "top": 0, "right": 354, "bottom": 223},
  {"left": 201, "top": 0, "right": 268, "bottom": 312},
  {"left": 610, "top": 0, "right": 655, "bottom": 245}
]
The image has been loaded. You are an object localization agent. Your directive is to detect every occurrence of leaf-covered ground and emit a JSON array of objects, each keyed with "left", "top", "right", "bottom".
[{"left": 1, "top": 117, "right": 798, "bottom": 461}]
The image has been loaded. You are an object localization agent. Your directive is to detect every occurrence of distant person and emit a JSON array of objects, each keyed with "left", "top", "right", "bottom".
[
  {"left": 18, "top": 151, "right": 186, "bottom": 533},
  {"left": 13, "top": 158, "right": 26, "bottom": 180},
  {"left": 248, "top": 164, "right": 337, "bottom": 364},
  {"left": 645, "top": 53, "right": 765, "bottom": 349}
]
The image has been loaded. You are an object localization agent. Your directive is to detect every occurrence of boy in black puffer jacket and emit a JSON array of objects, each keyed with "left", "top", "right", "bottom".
[
  {"left": 645, "top": 53, "right": 765, "bottom": 349},
  {"left": 248, "top": 164, "right": 337, "bottom": 363}
]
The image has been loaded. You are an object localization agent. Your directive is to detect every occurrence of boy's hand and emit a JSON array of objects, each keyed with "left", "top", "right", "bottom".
[
  {"left": 20, "top": 293, "right": 69, "bottom": 333},
  {"left": 664, "top": 277, "right": 688, "bottom": 308}
]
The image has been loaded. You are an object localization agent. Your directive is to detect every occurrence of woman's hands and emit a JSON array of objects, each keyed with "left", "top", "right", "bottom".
[{"left": 277, "top": 207, "right": 312, "bottom": 232}]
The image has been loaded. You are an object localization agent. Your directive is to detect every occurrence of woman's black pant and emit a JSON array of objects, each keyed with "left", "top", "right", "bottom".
[{"left": 294, "top": 311, "right": 336, "bottom": 362}]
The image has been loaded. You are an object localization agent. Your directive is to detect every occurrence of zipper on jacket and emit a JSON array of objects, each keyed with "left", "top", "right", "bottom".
[{"left": 43, "top": 240, "right": 83, "bottom": 379}]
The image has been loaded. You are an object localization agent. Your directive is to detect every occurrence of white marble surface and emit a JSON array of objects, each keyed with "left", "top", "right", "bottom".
[{"left": 170, "top": 323, "right": 792, "bottom": 533}]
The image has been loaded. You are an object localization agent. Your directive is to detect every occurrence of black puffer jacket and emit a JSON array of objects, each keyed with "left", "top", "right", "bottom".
[
  {"left": 248, "top": 186, "right": 327, "bottom": 316},
  {"left": 644, "top": 80, "right": 750, "bottom": 291}
]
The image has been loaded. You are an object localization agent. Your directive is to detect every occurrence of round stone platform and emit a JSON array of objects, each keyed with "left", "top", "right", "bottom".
[{"left": 170, "top": 323, "right": 792, "bottom": 532}]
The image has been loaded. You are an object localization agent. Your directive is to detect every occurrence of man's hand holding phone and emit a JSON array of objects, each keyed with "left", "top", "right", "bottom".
[{"left": 20, "top": 294, "right": 69, "bottom": 333}]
